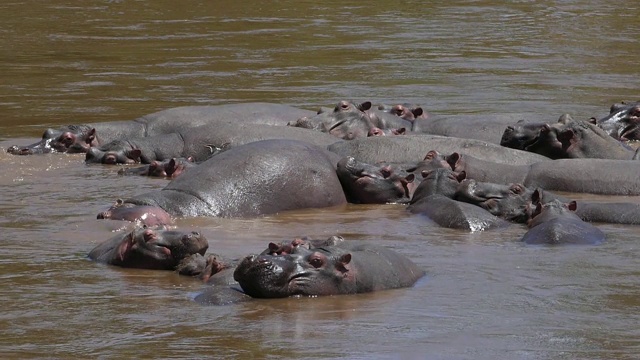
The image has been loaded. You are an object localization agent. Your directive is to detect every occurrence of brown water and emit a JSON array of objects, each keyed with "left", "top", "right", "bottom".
[{"left": 1, "top": 1, "right": 639, "bottom": 359}]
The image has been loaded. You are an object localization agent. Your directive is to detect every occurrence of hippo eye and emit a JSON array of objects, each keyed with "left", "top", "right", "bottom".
[{"left": 308, "top": 256, "right": 324, "bottom": 268}]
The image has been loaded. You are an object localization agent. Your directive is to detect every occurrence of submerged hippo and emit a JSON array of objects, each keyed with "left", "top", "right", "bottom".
[
  {"left": 88, "top": 227, "right": 208, "bottom": 270},
  {"left": 233, "top": 241, "right": 424, "bottom": 298},
  {"left": 7, "top": 102, "right": 316, "bottom": 155},
  {"left": 522, "top": 192, "right": 605, "bottom": 245},
  {"left": 97, "top": 139, "right": 347, "bottom": 225}
]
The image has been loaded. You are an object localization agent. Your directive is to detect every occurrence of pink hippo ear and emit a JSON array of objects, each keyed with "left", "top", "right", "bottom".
[
  {"left": 127, "top": 149, "right": 142, "bottom": 163},
  {"left": 392, "top": 128, "right": 407, "bottom": 135},
  {"left": 336, "top": 253, "right": 352, "bottom": 274},
  {"left": 116, "top": 231, "right": 137, "bottom": 262},
  {"left": 567, "top": 201, "right": 577, "bottom": 211},
  {"left": 423, "top": 150, "right": 440, "bottom": 161},
  {"left": 455, "top": 171, "right": 466, "bottom": 182},
  {"left": 85, "top": 128, "right": 97, "bottom": 145}
]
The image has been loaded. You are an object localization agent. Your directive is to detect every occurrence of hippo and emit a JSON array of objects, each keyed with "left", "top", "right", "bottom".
[
  {"left": 445, "top": 152, "right": 640, "bottom": 196},
  {"left": 7, "top": 102, "right": 316, "bottom": 155},
  {"left": 97, "top": 139, "right": 347, "bottom": 225},
  {"left": 502, "top": 114, "right": 638, "bottom": 160},
  {"left": 449, "top": 175, "right": 640, "bottom": 226},
  {"left": 500, "top": 119, "right": 548, "bottom": 150},
  {"left": 327, "top": 135, "right": 550, "bottom": 166},
  {"left": 365, "top": 108, "right": 415, "bottom": 131},
  {"left": 85, "top": 121, "right": 341, "bottom": 164},
  {"left": 233, "top": 241, "right": 424, "bottom": 298},
  {"left": 521, "top": 192, "right": 605, "bottom": 245},
  {"left": 336, "top": 156, "right": 415, "bottom": 204},
  {"left": 88, "top": 227, "right": 208, "bottom": 270},
  {"left": 407, "top": 168, "right": 509, "bottom": 231},
  {"left": 288, "top": 100, "right": 375, "bottom": 140},
  {"left": 117, "top": 157, "right": 196, "bottom": 178},
  {"left": 596, "top": 101, "right": 640, "bottom": 141},
  {"left": 412, "top": 114, "right": 548, "bottom": 144},
  {"left": 97, "top": 199, "right": 174, "bottom": 226},
  {"left": 368, "top": 127, "right": 408, "bottom": 137}
]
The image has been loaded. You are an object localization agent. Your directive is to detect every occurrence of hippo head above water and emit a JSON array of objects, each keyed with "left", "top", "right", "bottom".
[
  {"left": 336, "top": 156, "right": 415, "bottom": 204},
  {"left": 7, "top": 126, "right": 99, "bottom": 155},
  {"left": 88, "top": 227, "right": 209, "bottom": 270},
  {"left": 288, "top": 100, "right": 374, "bottom": 140},
  {"left": 597, "top": 101, "right": 640, "bottom": 141}
]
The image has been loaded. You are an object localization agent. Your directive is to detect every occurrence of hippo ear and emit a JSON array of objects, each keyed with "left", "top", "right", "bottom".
[
  {"left": 394, "top": 128, "right": 406, "bottom": 135},
  {"left": 165, "top": 158, "right": 177, "bottom": 176},
  {"left": 404, "top": 173, "right": 415, "bottom": 184},
  {"left": 336, "top": 253, "right": 352, "bottom": 274},
  {"left": 127, "top": 149, "right": 142, "bottom": 162},
  {"left": 116, "top": 231, "right": 136, "bottom": 262},
  {"left": 423, "top": 150, "right": 439, "bottom": 161},
  {"left": 532, "top": 202, "right": 543, "bottom": 219},
  {"left": 567, "top": 201, "right": 577, "bottom": 212},
  {"left": 357, "top": 101, "right": 372, "bottom": 112},
  {"left": 588, "top": 117, "right": 597, "bottom": 125},
  {"left": 85, "top": 128, "right": 97, "bottom": 145},
  {"left": 446, "top": 153, "right": 461, "bottom": 171},
  {"left": 557, "top": 114, "right": 572, "bottom": 124},
  {"left": 532, "top": 189, "right": 542, "bottom": 204},
  {"left": 455, "top": 171, "right": 466, "bottom": 182},
  {"left": 420, "top": 169, "right": 433, "bottom": 178},
  {"left": 412, "top": 107, "right": 424, "bottom": 118}
]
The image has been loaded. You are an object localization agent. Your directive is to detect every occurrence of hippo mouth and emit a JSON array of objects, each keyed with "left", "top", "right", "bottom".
[{"left": 620, "top": 124, "right": 640, "bottom": 141}]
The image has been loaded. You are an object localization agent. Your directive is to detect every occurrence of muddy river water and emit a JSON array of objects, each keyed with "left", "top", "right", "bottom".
[{"left": 1, "top": 1, "right": 639, "bottom": 359}]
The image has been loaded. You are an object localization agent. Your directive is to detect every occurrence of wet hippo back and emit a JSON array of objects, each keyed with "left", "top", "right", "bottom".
[
  {"left": 139, "top": 103, "right": 316, "bottom": 136},
  {"left": 123, "top": 139, "right": 347, "bottom": 218}
]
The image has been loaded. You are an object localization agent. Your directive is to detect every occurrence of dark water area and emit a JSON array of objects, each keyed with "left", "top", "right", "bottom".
[{"left": 1, "top": 1, "right": 639, "bottom": 359}]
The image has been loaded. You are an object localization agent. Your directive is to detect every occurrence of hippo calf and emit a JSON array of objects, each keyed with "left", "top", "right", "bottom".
[
  {"left": 88, "top": 227, "right": 208, "bottom": 270},
  {"left": 233, "top": 241, "right": 424, "bottom": 298}
]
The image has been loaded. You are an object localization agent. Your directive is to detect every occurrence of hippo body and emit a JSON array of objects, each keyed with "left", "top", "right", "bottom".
[
  {"left": 447, "top": 152, "right": 640, "bottom": 196},
  {"left": 233, "top": 241, "right": 424, "bottom": 298},
  {"left": 98, "top": 140, "right": 347, "bottom": 224},
  {"left": 327, "top": 135, "right": 550, "bottom": 166},
  {"left": 86, "top": 121, "right": 342, "bottom": 164},
  {"left": 408, "top": 168, "right": 508, "bottom": 231},
  {"left": 8, "top": 103, "right": 316, "bottom": 155},
  {"left": 412, "top": 114, "right": 545, "bottom": 144},
  {"left": 88, "top": 228, "right": 208, "bottom": 270}
]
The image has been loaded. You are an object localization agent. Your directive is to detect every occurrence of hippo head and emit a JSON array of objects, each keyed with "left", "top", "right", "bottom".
[
  {"left": 455, "top": 180, "right": 534, "bottom": 223},
  {"left": 367, "top": 127, "right": 407, "bottom": 136},
  {"left": 410, "top": 168, "right": 466, "bottom": 202},
  {"left": 86, "top": 146, "right": 141, "bottom": 165},
  {"left": 597, "top": 101, "right": 640, "bottom": 141},
  {"left": 7, "top": 126, "right": 98, "bottom": 155},
  {"left": 289, "top": 100, "right": 374, "bottom": 140},
  {"left": 500, "top": 119, "right": 547, "bottom": 150},
  {"left": 233, "top": 246, "right": 356, "bottom": 298},
  {"left": 336, "top": 156, "right": 415, "bottom": 204},
  {"left": 89, "top": 227, "right": 208, "bottom": 270},
  {"left": 262, "top": 236, "right": 346, "bottom": 256}
]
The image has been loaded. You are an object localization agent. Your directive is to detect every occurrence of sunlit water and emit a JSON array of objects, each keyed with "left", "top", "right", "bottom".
[{"left": 1, "top": 1, "right": 639, "bottom": 359}]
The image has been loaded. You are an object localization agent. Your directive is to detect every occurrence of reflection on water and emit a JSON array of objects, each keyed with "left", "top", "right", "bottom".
[{"left": 1, "top": 0, "right": 639, "bottom": 359}]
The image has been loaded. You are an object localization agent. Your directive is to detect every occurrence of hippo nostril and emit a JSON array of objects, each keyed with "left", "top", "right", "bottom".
[{"left": 97, "top": 212, "right": 106, "bottom": 219}]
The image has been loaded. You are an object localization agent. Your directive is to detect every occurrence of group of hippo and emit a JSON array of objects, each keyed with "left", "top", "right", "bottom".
[{"left": 8, "top": 99, "right": 640, "bottom": 304}]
